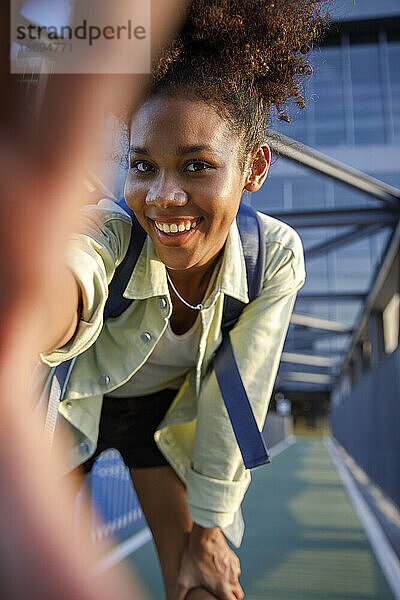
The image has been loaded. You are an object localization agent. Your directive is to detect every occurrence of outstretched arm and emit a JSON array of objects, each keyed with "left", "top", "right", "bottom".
[{"left": 39, "top": 266, "right": 82, "bottom": 354}]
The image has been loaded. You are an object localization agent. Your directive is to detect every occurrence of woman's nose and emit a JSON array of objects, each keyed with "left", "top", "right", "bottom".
[{"left": 145, "top": 180, "right": 188, "bottom": 209}]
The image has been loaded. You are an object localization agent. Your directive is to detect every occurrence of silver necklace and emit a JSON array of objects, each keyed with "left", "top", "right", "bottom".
[{"left": 166, "top": 270, "right": 203, "bottom": 311}]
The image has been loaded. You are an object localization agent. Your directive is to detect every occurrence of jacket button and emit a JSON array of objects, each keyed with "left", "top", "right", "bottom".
[
  {"left": 66, "top": 401, "right": 72, "bottom": 410},
  {"left": 140, "top": 332, "right": 152, "bottom": 343},
  {"left": 79, "top": 442, "right": 89, "bottom": 454},
  {"left": 99, "top": 374, "right": 110, "bottom": 385},
  {"left": 157, "top": 297, "right": 167, "bottom": 309}
]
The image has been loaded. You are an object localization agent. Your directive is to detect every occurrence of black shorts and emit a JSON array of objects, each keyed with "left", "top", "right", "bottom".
[{"left": 80, "top": 388, "right": 178, "bottom": 473}]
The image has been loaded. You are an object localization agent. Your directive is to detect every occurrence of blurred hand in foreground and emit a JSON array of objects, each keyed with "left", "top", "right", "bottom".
[{"left": 0, "top": 1, "right": 186, "bottom": 598}]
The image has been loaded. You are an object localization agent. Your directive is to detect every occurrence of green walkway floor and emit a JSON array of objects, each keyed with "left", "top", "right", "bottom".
[{"left": 127, "top": 437, "right": 395, "bottom": 599}]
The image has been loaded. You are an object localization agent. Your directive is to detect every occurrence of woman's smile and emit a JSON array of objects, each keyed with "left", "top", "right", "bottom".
[{"left": 148, "top": 215, "right": 203, "bottom": 247}]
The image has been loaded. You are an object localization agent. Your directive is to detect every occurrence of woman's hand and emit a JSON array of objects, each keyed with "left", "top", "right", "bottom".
[{"left": 175, "top": 524, "right": 244, "bottom": 600}]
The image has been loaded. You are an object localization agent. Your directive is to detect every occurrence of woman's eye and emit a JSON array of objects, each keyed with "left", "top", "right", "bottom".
[
  {"left": 131, "top": 160, "right": 154, "bottom": 173},
  {"left": 185, "top": 161, "right": 210, "bottom": 173}
]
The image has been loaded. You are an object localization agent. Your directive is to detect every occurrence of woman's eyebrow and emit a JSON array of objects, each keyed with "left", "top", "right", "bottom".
[
  {"left": 177, "top": 144, "right": 220, "bottom": 155},
  {"left": 130, "top": 146, "right": 149, "bottom": 155},
  {"left": 129, "top": 144, "right": 222, "bottom": 156}
]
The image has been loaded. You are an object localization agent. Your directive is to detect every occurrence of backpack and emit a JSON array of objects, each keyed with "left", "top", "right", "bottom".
[{"left": 46, "top": 198, "right": 270, "bottom": 469}]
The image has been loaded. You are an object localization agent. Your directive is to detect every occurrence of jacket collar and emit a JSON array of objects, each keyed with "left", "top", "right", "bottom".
[{"left": 123, "top": 218, "right": 249, "bottom": 305}]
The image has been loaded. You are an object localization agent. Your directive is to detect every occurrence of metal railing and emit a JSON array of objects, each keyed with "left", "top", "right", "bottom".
[{"left": 89, "top": 450, "right": 146, "bottom": 543}]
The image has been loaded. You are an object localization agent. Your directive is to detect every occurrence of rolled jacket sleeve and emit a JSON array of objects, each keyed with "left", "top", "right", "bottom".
[
  {"left": 40, "top": 199, "right": 132, "bottom": 367},
  {"left": 187, "top": 225, "right": 306, "bottom": 531}
]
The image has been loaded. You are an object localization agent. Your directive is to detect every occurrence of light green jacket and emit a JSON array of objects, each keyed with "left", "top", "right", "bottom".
[{"left": 39, "top": 198, "right": 305, "bottom": 547}]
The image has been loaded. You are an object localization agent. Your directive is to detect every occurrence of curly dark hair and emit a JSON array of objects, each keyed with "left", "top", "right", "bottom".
[{"left": 147, "top": 0, "right": 331, "bottom": 160}]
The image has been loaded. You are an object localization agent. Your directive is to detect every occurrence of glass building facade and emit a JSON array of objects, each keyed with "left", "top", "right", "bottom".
[{"left": 249, "top": 1, "right": 400, "bottom": 398}]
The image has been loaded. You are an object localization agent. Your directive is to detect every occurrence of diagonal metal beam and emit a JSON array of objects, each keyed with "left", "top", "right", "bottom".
[
  {"left": 305, "top": 223, "right": 387, "bottom": 259},
  {"left": 284, "top": 344, "right": 347, "bottom": 357},
  {"left": 277, "top": 371, "right": 334, "bottom": 384},
  {"left": 281, "top": 352, "right": 340, "bottom": 367},
  {"left": 275, "top": 381, "right": 332, "bottom": 391},
  {"left": 297, "top": 292, "right": 367, "bottom": 301},
  {"left": 266, "top": 207, "right": 399, "bottom": 228},
  {"left": 290, "top": 312, "right": 352, "bottom": 332},
  {"left": 266, "top": 132, "right": 400, "bottom": 208},
  {"left": 284, "top": 330, "right": 352, "bottom": 352}
]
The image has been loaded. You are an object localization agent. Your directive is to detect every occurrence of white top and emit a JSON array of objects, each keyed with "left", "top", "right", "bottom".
[
  {"left": 107, "top": 258, "right": 221, "bottom": 397},
  {"left": 106, "top": 313, "right": 202, "bottom": 396}
]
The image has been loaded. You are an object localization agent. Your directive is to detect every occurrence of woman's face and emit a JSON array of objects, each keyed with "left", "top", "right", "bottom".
[{"left": 124, "top": 96, "right": 252, "bottom": 273}]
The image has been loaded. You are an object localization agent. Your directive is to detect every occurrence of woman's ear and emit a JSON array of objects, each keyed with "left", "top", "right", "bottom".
[{"left": 243, "top": 144, "right": 271, "bottom": 192}]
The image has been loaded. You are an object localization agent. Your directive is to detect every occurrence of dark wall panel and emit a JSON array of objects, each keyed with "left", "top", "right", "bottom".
[{"left": 331, "top": 345, "right": 400, "bottom": 507}]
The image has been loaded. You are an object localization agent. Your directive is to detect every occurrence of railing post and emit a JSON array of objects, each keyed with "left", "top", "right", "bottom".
[{"left": 368, "top": 310, "right": 385, "bottom": 368}]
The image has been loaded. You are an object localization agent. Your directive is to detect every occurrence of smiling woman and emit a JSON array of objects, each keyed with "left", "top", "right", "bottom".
[
  {"left": 124, "top": 96, "right": 268, "bottom": 335},
  {"left": 38, "top": 2, "right": 330, "bottom": 600},
  {"left": 125, "top": 97, "right": 263, "bottom": 276}
]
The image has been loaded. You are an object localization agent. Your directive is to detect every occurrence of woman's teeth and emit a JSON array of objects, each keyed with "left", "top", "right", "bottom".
[{"left": 154, "top": 219, "right": 199, "bottom": 234}]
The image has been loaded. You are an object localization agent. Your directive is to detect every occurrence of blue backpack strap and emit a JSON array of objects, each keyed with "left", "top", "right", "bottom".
[
  {"left": 214, "top": 202, "right": 270, "bottom": 469},
  {"left": 221, "top": 202, "right": 266, "bottom": 331},
  {"left": 213, "top": 337, "right": 270, "bottom": 469},
  {"left": 103, "top": 198, "right": 146, "bottom": 319},
  {"left": 237, "top": 203, "right": 266, "bottom": 300}
]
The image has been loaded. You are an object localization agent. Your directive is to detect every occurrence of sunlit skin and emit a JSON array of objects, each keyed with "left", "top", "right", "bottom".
[{"left": 124, "top": 96, "right": 271, "bottom": 327}]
